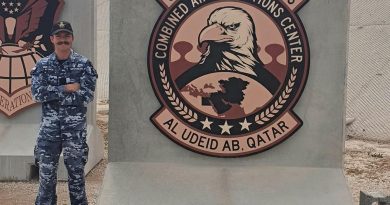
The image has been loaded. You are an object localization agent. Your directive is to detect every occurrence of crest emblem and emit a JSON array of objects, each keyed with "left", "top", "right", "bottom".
[
  {"left": 58, "top": 21, "right": 65, "bottom": 28},
  {"left": 0, "top": 0, "right": 65, "bottom": 117},
  {"left": 149, "top": 0, "right": 310, "bottom": 157}
]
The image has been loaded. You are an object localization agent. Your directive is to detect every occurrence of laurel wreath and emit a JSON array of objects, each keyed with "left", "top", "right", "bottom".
[
  {"left": 255, "top": 67, "right": 298, "bottom": 125},
  {"left": 159, "top": 64, "right": 198, "bottom": 122},
  {"left": 159, "top": 63, "right": 297, "bottom": 125}
]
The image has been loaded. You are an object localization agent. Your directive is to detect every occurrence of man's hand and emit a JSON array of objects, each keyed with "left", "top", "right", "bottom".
[{"left": 64, "top": 83, "right": 80, "bottom": 93}]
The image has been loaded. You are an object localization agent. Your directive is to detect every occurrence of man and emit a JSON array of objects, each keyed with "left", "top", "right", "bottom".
[{"left": 31, "top": 21, "right": 97, "bottom": 205}]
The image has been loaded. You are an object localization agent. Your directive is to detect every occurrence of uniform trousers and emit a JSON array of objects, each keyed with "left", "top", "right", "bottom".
[{"left": 35, "top": 129, "right": 89, "bottom": 205}]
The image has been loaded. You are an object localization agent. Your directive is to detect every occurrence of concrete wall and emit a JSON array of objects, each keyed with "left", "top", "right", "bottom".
[
  {"left": 108, "top": 0, "right": 350, "bottom": 168},
  {"left": 98, "top": 0, "right": 390, "bottom": 141},
  {"left": 96, "top": 0, "right": 110, "bottom": 101},
  {"left": 99, "top": 1, "right": 353, "bottom": 204},
  {"left": 347, "top": 0, "right": 390, "bottom": 142}
]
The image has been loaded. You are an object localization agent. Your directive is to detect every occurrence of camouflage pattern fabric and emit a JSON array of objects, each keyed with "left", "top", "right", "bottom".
[{"left": 31, "top": 50, "right": 97, "bottom": 205}]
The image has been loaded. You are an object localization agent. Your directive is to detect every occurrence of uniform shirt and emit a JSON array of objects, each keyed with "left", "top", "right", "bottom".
[{"left": 31, "top": 50, "right": 97, "bottom": 139}]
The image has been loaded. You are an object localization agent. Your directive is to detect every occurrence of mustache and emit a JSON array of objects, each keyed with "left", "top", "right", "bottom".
[{"left": 57, "top": 41, "right": 70, "bottom": 45}]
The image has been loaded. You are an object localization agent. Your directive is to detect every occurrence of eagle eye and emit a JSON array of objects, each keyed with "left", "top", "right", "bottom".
[{"left": 227, "top": 23, "right": 240, "bottom": 30}]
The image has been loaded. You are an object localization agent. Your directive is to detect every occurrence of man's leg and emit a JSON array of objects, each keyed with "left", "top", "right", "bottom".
[
  {"left": 35, "top": 137, "right": 62, "bottom": 205},
  {"left": 63, "top": 130, "right": 89, "bottom": 205}
]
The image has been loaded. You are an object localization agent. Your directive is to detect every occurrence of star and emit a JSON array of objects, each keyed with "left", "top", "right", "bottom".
[
  {"left": 200, "top": 117, "right": 213, "bottom": 130},
  {"left": 219, "top": 121, "right": 233, "bottom": 135},
  {"left": 9, "top": 10, "right": 13, "bottom": 14},
  {"left": 14, "top": 7, "right": 18, "bottom": 12},
  {"left": 1, "top": 2, "right": 6, "bottom": 6},
  {"left": 9, "top": 2, "right": 13, "bottom": 6},
  {"left": 17, "top": 2, "right": 21, "bottom": 7},
  {"left": 4, "top": 7, "right": 8, "bottom": 12},
  {"left": 239, "top": 118, "right": 252, "bottom": 131}
]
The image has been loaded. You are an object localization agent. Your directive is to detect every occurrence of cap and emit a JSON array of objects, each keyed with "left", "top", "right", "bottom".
[{"left": 51, "top": 21, "right": 73, "bottom": 35}]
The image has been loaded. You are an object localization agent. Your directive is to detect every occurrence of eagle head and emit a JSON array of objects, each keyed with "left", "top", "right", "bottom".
[{"left": 198, "top": 7, "right": 260, "bottom": 76}]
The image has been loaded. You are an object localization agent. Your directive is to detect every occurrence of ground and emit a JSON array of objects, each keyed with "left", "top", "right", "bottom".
[
  {"left": 344, "top": 135, "right": 390, "bottom": 203},
  {"left": 0, "top": 101, "right": 389, "bottom": 204}
]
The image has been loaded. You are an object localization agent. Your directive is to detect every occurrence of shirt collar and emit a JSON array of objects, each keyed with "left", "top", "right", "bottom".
[{"left": 50, "top": 49, "right": 76, "bottom": 64}]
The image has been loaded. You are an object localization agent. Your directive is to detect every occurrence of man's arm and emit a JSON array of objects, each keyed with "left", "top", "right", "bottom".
[
  {"left": 61, "top": 61, "right": 98, "bottom": 106},
  {"left": 31, "top": 61, "right": 65, "bottom": 102}
]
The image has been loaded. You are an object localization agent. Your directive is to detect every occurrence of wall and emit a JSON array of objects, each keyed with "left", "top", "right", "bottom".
[{"left": 108, "top": 0, "right": 350, "bottom": 169}]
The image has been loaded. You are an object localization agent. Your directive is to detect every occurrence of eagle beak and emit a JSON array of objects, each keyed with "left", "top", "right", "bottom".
[{"left": 198, "top": 24, "right": 233, "bottom": 46}]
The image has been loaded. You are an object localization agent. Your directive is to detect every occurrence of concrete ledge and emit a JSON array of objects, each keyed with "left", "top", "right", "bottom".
[
  {"left": 98, "top": 162, "right": 353, "bottom": 205},
  {"left": 0, "top": 124, "right": 103, "bottom": 181},
  {"left": 360, "top": 191, "right": 390, "bottom": 205}
]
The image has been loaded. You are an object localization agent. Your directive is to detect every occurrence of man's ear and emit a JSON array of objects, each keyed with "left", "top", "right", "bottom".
[{"left": 50, "top": 36, "right": 54, "bottom": 44}]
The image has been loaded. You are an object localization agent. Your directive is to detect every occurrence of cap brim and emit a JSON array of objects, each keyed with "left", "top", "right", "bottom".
[{"left": 51, "top": 29, "right": 73, "bottom": 35}]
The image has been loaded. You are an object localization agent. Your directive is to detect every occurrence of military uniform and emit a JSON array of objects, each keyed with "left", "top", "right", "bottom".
[{"left": 31, "top": 50, "right": 97, "bottom": 205}]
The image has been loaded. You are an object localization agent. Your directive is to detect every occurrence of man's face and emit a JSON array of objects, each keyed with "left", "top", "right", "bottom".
[{"left": 50, "top": 32, "right": 74, "bottom": 51}]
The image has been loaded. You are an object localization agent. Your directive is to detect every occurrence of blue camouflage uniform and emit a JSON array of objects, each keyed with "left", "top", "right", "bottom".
[{"left": 31, "top": 50, "right": 97, "bottom": 205}]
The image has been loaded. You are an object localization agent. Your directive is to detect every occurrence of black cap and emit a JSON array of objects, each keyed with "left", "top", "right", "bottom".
[{"left": 51, "top": 21, "right": 73, "bottom": 35}]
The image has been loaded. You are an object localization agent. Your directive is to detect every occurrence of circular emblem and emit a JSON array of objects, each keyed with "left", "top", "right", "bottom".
[
  {"left": 0, "top": 44, "right": 43, "bottom": 94},
  {"left": 0, "top": 0, "right": 65, "bottom": 117},
  {"left": 149, "top": 0, "right": 310, "bottom": 157}
]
